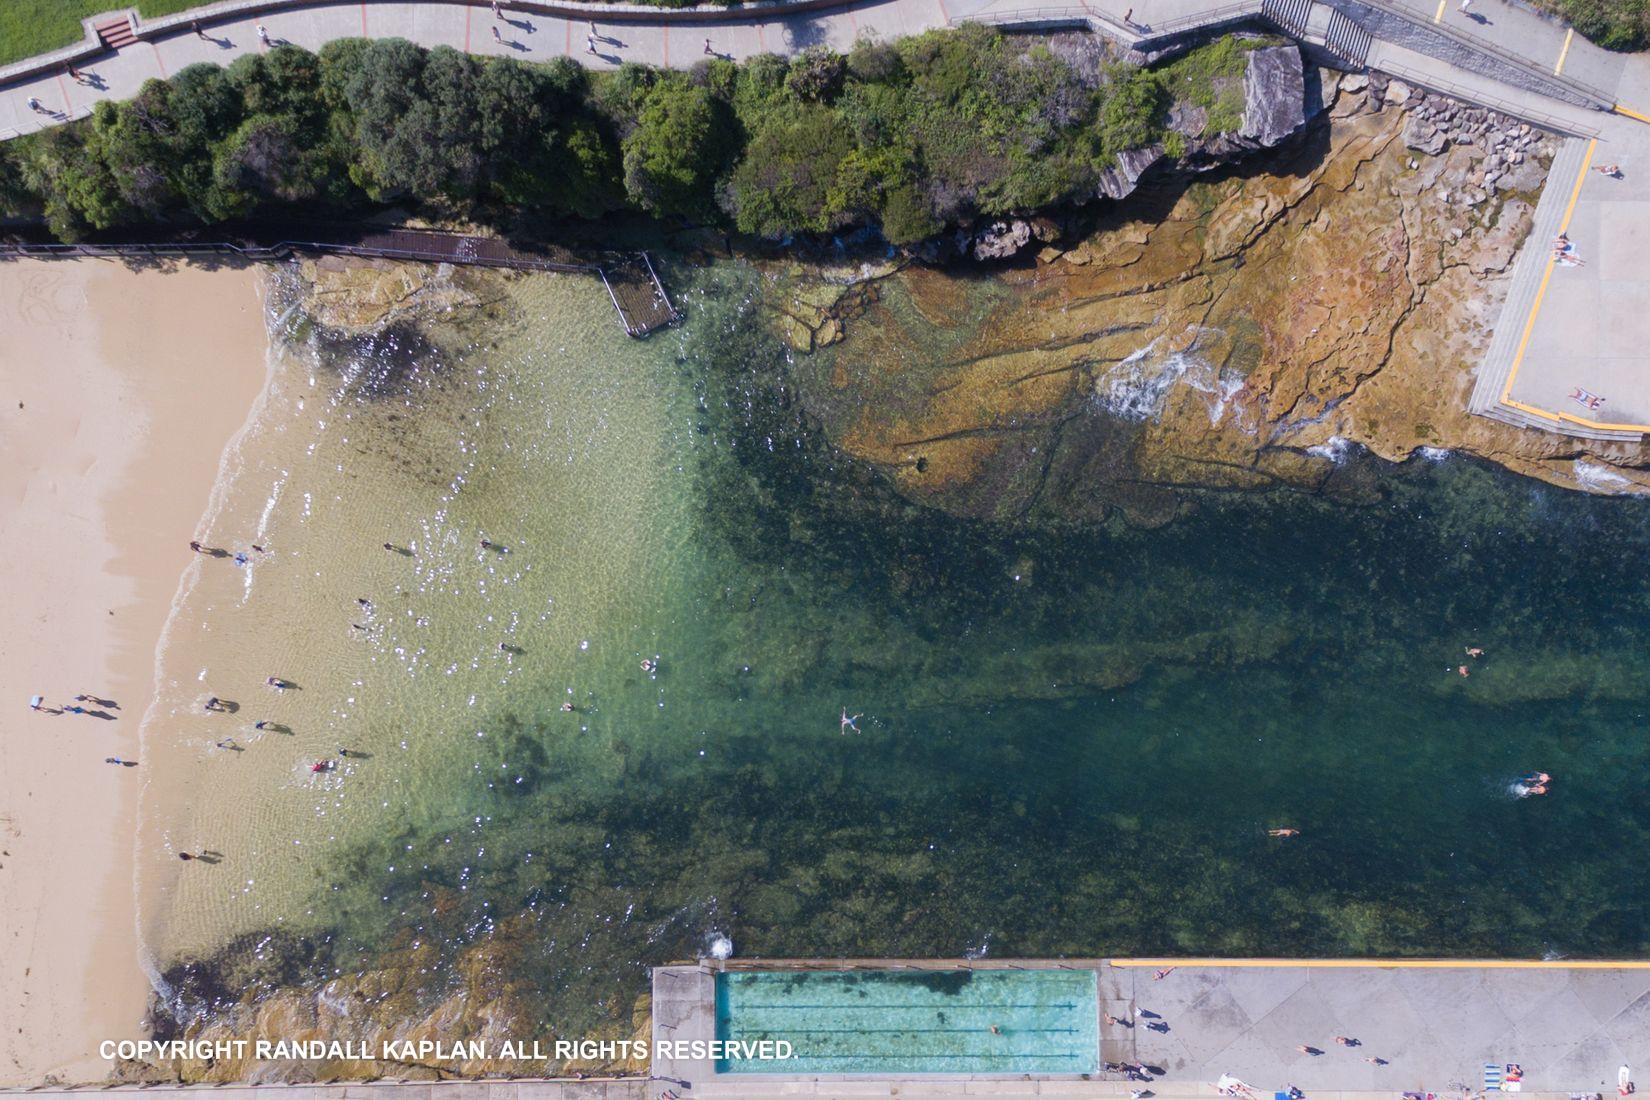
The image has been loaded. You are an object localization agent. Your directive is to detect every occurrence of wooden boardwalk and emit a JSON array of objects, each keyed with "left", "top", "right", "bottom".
[{"left": 0, "top": 227, "right": 682, "bottom": 337}]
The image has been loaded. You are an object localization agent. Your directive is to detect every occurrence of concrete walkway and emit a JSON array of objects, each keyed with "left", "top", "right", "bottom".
[{"left": 650, "top": 958, "right": 1650, "bottom": 1096}]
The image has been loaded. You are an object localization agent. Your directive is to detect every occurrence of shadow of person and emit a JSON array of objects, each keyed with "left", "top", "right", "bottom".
[
  {"left": 196, "top": 851, "right": 224, "bottom": 864},
  {"left": 86, "top": 709, "right": 118, "bottom": 721},
  {"left": 338, "top": 748, "right": 375, "bottom": 760}
]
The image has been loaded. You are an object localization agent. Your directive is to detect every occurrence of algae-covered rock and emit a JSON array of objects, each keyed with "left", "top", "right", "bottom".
[{"left": 804, "top": 90, "right": 1650, "bottom": 522}]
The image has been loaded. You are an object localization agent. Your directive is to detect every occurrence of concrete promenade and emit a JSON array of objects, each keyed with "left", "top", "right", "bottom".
[
  {"left": 2, "top": 0, "right": 1649, "bottom": 439},
  {"left": 648, "top": 958, "right": 1650, "bottom": 1097}
]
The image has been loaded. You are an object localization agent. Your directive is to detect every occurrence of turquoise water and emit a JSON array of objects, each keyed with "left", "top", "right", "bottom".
[
  {"left": 714, "top": 970, "right": 1099, "bottom": 1074},
  {"left": 152, "top": 260, "right": 1650, "bottom": 1059}
]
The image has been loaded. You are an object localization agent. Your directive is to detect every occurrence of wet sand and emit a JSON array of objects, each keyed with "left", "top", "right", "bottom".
[{"left": 0, "top": 259, "right": 269, "bottom": 1085}]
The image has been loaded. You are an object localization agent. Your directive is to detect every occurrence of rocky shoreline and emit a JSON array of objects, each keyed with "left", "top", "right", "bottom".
[{"left": 755, "top": 68, "right": 1650, "bottom": 524}]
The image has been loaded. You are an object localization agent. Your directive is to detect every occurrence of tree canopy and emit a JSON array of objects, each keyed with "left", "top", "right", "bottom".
[{"left": 0, "top": 29, "right": 1257, "bottom": 244}]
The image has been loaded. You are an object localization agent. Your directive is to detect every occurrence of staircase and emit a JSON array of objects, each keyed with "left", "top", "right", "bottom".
[
  {"left": 1323, "top": 8, "right": 1373, "bottom": 66},
  {"left": 94, "top": 15, "right": 137, "bottom": 51},
  {"left": 1260, "top": 0, "right": 1313, "bottom": 38}
]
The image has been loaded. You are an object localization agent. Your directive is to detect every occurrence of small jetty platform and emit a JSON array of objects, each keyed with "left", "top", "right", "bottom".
[{"left": 0, "top": 226, "right": 682, "bottom": 337}]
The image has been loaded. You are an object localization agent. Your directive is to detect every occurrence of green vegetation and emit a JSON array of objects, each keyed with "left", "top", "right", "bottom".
[
  {"left": 1531, "top": 0, "right": 1650, "bottom": 50},
  {"left": 0, "top": 29, "right": 1259, "bottom": 244},
  {"left": 0, "top": 0, "right": 199, "bottom": 67}
]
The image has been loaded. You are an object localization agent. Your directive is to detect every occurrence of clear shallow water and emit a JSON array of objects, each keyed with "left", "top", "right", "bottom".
[
  {"left": 714, "top": 970, "right": 1100, "bottom": 1074},
  {"left": 142, "top": 259, "right": 1650, "bottom": 1050}
]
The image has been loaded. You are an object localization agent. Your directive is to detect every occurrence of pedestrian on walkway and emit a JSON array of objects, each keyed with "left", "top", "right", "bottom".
[
  {"left": 256, "top": 23, "right": 270, "bottom": 46},
  {"left": 192, "top": 19, "right": 203, "bottom": 37},
  {"left": 587, "top": 34, "right": 598, "bottom": 53},
  {"left": 493, "top": 0, "right": 503, "bottom": 17},
  {"left": 704, "top": 37, "right": 714, "bottom": 54},
  {"left": 1458, "top": 0, "right": 1472, "bottom": 12},
  {"left": 493, "top": 25, "right": 503, "bottom": 43},
  {"left": 26, "top": 96, "right": 41, "bottom": 112},
  {"left": 1123, "top": 7, "right": 1135, "bottom": 23}
]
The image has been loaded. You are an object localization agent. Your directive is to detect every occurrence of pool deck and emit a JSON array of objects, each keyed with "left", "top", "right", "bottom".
[{"left": 654, "top": 957, "right": 1650, "bottom": 1097}]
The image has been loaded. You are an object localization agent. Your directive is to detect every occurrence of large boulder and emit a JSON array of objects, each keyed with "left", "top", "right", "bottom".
[
  {"left": 1239, "top": 45, "right": 1307, "bottom": 147},
  {"left": 1098, "top": 145, "right": 1167, "bottom": 200},
  {"left": 972, "top": 219, "right": 1034, "bottom": 261}
]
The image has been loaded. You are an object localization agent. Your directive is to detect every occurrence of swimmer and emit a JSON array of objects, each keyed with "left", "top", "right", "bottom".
[
  {"left": 840, "top": 709, "right": 861, "bottom": 734},
  {"left": 1458, "top": 664, "right": 1470, "bottom": 677},
  {"left": 641, "top": 658, "right": 656, "bottom": 673},
  {"left": 1268, "top": 828, "right": 1300, "bottom": 837},
  {"left": 1466, "top": 646, "right": 1484, "bottom": 657},
  {"left": 560, "top": 701, "right": 575, "bottom": 712},
  {"left": 1520, "top": 772, "right": 1552, "bottom": 785}
]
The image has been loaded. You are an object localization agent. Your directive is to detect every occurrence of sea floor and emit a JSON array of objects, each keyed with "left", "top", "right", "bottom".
[{"left": 136, "top": 259, "right": 1650, "bottom": 1055}]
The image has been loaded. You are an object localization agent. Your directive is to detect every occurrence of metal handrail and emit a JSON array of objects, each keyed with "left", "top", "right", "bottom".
[
  {"left": 1375, "top": 58, "right": 1603, "bottom": 134},
  {"left": 1340, "top": 0, "right": 1613, "bottom": 106}
]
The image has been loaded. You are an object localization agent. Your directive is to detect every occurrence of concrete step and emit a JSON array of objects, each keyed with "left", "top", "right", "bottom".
[{"left": 95, "top": 17, "right": 137, "bottom": 50}]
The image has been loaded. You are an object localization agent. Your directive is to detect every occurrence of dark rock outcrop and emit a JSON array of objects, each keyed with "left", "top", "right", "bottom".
[{"left": 1239, "top": 45, "right": 1308, "bottom": 147}]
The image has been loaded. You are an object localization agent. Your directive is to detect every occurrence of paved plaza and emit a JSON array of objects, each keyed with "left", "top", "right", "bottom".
[{"left": 1108, "top": 961, "right": 1650, "bottom": 1094}]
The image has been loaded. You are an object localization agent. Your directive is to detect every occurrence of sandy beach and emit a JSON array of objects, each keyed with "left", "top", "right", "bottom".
[{"left": 0, "top": 258, "right": 269, "bottom": 1085}]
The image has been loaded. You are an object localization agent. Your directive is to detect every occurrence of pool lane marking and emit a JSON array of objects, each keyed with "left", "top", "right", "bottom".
[
  {"left": 1112, "top": 956, "right": 1650, "bottom": 968},
  {"left": 1504, "top": 136, "right": 1603, "bottom": 425},
  {"left": 1554, "top": 27, "right": 1573, "bottom": 74}
]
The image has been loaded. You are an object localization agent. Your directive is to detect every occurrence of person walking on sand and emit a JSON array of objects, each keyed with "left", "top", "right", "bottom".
[
  {"left": 178, "top": 851, "right": 196, "bottom": 861},
  {"left": 1334, "top": 1035, "right": 1358, "bottom": 1047},
  {"left": 267, "top": 676, "right": 292, "bottom": 690}
]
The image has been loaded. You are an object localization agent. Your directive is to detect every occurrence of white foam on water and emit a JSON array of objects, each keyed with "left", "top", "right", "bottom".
[
  {"left": 1574, "top": 460, "right": 1636, "bottom": 494},
  {"left": 1306, "top": 435, "right": 1355, "bottom": 464},
  {"left": 1419, "top": 446, "right": 1452, "bottom": 461},
  {"left": 1093, "top": 328, "right": 1245, "bottom": 427}
]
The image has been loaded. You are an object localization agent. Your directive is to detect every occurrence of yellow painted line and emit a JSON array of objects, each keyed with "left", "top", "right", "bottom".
[
  {"left": 1614, "top": 103, "right": 1650, "bottom": 123},
  {"left": 1498, "top": 138, "right": 1596, "bottom": 418},
  {"left": 1111, "top": 958, "right": 1650, "bottom": 969},
  {"left": 1501, "top": 396, "right": 1650, "bottom": 433},
  {"left": 1433, "top": 0, "right": 1446, "bottom": 21},
  {"left": 1555, "top": 27, "right": 1573, "bottom": 74}
]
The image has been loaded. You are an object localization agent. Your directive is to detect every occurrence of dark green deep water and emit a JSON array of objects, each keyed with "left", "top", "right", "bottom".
[{"left": 165, "top": 263, "right": 1650, "bottom": 1042}]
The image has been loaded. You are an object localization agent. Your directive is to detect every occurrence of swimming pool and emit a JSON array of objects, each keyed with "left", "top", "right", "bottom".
[{"left": 713, "top": 968, "right": 1099, "bottom": 1075}]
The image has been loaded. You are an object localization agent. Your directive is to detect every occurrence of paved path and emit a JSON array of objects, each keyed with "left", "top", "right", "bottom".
[{"left": 2, "top": 0, "right": 1649, "bottom": 440}]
